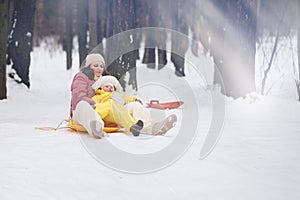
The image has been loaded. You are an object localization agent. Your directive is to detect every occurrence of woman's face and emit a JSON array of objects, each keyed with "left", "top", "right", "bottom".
[{"left": 90, "top": 62, "right": 104, "bottom": 80}]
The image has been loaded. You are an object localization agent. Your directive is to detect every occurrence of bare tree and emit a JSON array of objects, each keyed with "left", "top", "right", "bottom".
[
  {"left": 170, "top": 0, "right": 189, "bottom": 77},
  {"left": 65, "top": 0, "right": 73, "bottom": 70},
  {"left": 260, "top": 2, "right": 288, "bottom": 95},
  {"left": 88, "top": 0, "right": 98, "bottom": 51},
  {"left": 6, "top": 0, "right": 36, "bottom": 88},
  {"left": 34, "top": 0, "right": 65, "bottom": 47},
  {"left": 0, "top": 0, "right": 9, "bottom": 99},
  {"left": 106, "top": 0, "right": 139, "bottom": 91},
  {"left": 296, "top": 0, "right": 300, "bottom": 100},
  {"left": 77, "top": 0, "right": 88, "bottom": 66},
  {"left": 208, "top": 0, "right": 257, "bottom": 98},
  {"left": 261, "top": 32, "right": 279, "bottom": 95}
]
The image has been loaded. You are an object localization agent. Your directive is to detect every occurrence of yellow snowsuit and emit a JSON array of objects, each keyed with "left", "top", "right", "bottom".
[{"left": 92, "top": 89, "right": 137, "bottom": 132}]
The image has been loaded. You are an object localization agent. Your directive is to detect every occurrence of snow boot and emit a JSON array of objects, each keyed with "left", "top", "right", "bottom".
[
  {"left": 130, "top": 120, "right": 144, "bottom": 137},
  {"left": 90, "top": 120, "right": 104, "bottom": 139},
  {"left": 152, "top": 114, "right": 177, "bottom": 135},
  {"left": 174, "top": 65, "right": 185, "bottom": 77}
]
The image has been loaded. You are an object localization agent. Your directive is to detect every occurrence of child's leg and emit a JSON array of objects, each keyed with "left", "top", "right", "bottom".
[
  {"left": 125, "top": 102, "right": 153, "bottom": 133},
  {"left": 125, "top": 102, "right": 152, "bottom": 127},
  {"left": 96, "top": 99, "right": 140, "bottom": 133},
  {"left": 111, "top": 100, "right": 138, "bottom": 132},
  {"left": 94, "top": 100, "right": 113, "bottom": 123}
]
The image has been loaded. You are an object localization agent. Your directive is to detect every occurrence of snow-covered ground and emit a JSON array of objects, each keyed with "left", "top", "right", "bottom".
[{"left": 1, "top": 37, "right": 300, "bottom": 200}]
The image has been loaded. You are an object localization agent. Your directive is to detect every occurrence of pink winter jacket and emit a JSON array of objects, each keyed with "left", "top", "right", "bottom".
[{"left": 70, "top": 72, "right": 96, "bottom": 117}]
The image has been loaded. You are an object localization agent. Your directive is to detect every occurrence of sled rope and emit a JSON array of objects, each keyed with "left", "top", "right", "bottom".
[{"left": 35, "top": 119, "right": 69, "bottom": 131}]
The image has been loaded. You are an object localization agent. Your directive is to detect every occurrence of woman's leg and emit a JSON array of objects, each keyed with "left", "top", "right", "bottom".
[
  {"left": 72, "top": 100, "right": 104, "bottom": 138},
  {"left": 151, "top": 114, "right": 177, "bottom": 135}
]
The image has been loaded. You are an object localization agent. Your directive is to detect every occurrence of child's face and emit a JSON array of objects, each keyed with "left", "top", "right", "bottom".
[{"left": 102, "top": 84, "right": 114, "bottom": 92}]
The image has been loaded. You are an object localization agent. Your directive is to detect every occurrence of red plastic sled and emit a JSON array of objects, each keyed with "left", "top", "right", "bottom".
[{"left": 146, "top": 100, "right": 184, "bottom": 109}]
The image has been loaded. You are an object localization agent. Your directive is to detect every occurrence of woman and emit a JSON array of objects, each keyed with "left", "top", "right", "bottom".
[{"left": 70, "top": 53, "right": 107, "bottom": 139}]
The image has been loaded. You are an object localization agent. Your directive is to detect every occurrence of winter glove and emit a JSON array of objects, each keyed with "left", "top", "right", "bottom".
[{"left": 135, "top": 98, "right": 143, "bottom": 105}]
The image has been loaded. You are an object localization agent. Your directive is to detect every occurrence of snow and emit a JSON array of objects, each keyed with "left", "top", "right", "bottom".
[{"left": 1, "top": 38, "right": 300, "bottom": 200}]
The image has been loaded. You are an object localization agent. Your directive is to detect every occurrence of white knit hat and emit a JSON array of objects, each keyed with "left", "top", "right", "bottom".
[
  {"left": 84, "top": 53, "right": 105, "bottom": 68},
  {"left": 92, "top": 75, "right": 122, "bottom": 91},
  {"left": 102, "top": 82, "right": 114, "bottom": 88}
]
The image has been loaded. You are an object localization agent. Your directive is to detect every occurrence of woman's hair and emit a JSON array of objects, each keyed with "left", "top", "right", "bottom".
[
  {"left": 103, "top": 70, "right": 111, "bottom": 76},
  {"left": 81, "top": 66, "right": 94, "bottom": 80},
  {"left": 81, "top": 65, "right": 111, "bottom": 80}
]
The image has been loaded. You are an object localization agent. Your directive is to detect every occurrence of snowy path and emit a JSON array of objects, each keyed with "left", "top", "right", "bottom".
[{"left": 1, "top": 96, "right": 300, "bottom": 200}]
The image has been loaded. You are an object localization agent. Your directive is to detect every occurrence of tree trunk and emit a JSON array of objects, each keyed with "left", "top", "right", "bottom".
[
  {"left": 105, "top": 0, "right": 113, "bottom": 38},
  {"left": 261, "top": 32, "right": 279, "bottom": 95},
  {"left": 77, "top": 0, "right": 88, "bottom": 67},
  {"left": 65, "top": 0, "right": 73, "bottom": 70},
  {"left": 141, "top": 0, "right": 157, "bottom": 69},
  {"left": 96, "top": 0, "right": 107, "bottom": 44},
  {"left": 123, "top": 0, "right": 139, "bottom": 90},
  {"left": 7, "top": 0, "right": 14, "bottom": 35},
  {"left": 6, "top": 0, "right": 36, "bottom": 88},
  {"left": 107, "top": 0, "right": 126, "bottom": 87},
  {"left": 5, "top": 0, "right": 14, "bottom": 65},
  {"left": 212, "top": 0, "right": 256, "bottom": 98},
  {"left": 171, "top": 0, "right": 189, "bottom": 77},
  {"left": 0, "top": 0, "right": 9, "bottom": 99},
  {"left": 88, "top": 0, "right": 98, "bottom": 51},
  {"left": 297, "top": 0, "right": 300, "bottom": 101},
  {"left": 105, "top": 0, "right": 138, "bottom": 91}
]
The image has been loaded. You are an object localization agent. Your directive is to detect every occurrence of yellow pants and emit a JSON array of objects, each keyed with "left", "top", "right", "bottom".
[{"left": 94, "top": 99, "right": 136, "bottom": 132}]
